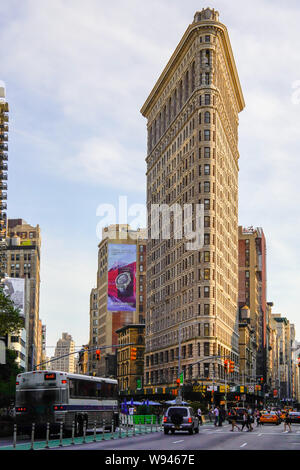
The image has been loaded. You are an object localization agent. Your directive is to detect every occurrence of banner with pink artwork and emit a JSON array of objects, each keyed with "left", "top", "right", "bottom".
[{"left": 107, "top": 244, "right": 136, "bottom": 311}]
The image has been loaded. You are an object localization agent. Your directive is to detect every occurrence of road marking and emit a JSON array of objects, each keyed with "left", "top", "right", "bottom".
[
  {"left": 172, "top": 440, "right": 184, "bottom": 444},
  {"left": 240, "top": 443, "right": 247, "bottom": 448},
  {"left": 258, "top": 433, "right": 262, "bottom": 436}
]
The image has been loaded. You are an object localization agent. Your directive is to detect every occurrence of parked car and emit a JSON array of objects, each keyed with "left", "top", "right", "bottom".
[{"left": 162, "top": 406, "right": 199, "bottom": 435}]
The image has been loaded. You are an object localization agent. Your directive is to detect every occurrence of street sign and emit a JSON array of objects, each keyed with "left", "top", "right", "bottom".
[
  {"left": 248, "top": 386, "right": 254, "bottom": 393},
  {"left": 180, "top": 372, "right": 184, "bottom": 384}
]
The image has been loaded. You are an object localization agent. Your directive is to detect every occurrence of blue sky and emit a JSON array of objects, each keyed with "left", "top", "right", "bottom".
[{"left": 1, "top": 0, "right": 300, "bottom": 352}]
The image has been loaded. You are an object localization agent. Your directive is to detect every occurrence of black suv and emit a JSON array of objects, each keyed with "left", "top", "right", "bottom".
[{"left": 163, "top": 406, "right": 199, "bottom": 435}]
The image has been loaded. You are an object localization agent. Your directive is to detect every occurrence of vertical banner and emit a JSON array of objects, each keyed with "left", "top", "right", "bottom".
[
  {"left": 3, "top": 277, "right": 25, "bottom": 317},
  {"left": 107, "top": 244, "right": 136, "bottom": 311}
]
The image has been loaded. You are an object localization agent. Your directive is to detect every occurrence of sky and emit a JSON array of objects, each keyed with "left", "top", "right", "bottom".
[{"left": 0, "top": 0, "right": 299, "bottom": 354}]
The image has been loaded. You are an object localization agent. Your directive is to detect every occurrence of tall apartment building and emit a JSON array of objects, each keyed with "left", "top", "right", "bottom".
[
  {"left": 0, "top": 85, "right": 8, "bottom": 280},
  {"left": 266, "top": 302, "right": 280, "bottom": 395},
  {"left": 141, "top": 8, "right": 245, "bottom": 387},
  {"left": 272, "top": 314, "right": 292, "bottom": 400},
  {"left": 238, "top": 305, "right": 257, "bottom": 384},
  {"left": 49, "top": 332, "right": 75, "bottom": 373},
  {"left": 238, "top": 226, "right": 267, "bottom": 380},
  {"left": 6, "top": 219, "right": 41, "bottom": 370},
  {"left": 89, "top": 224, "right": 147, "bottom": 377}
]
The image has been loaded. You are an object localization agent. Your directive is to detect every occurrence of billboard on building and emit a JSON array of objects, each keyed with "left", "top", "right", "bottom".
[
  {"left": 107, "top": 244, "right": 136, "bottom": 311},
  {"left": 3, "top": 277, "right": 25, "bottom": 317}
]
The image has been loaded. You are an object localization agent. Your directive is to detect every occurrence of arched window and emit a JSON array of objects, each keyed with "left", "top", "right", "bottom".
[{"left": 204, "top": 111, "right": 210, "bottom": 123}]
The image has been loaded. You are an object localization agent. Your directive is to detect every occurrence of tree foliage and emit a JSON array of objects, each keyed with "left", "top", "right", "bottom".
[
  {"left": 0, "top": 349, "right": 22, "bottom": 408},
  {"left": 0, "top": 287, "right": 24, "bottom": 337}
]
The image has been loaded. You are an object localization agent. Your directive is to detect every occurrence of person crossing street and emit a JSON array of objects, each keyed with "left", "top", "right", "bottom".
[
  {"left": 230, "top": 408, "right": 241, "bottom": 432},
  {"left": 197, "top": 407, "right": 203, "bottom": 425}
]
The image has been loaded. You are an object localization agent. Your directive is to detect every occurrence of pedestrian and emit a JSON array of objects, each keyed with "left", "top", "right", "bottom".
[
  {"left": 208, "top": 407, "right": 213, "bottom": 422},
  {"left": 230, "top": 408, "right": 241, "bottom": 432},
  {"left": 241, "top": 410, "right": 249, "bottom": 431},
  {"left": 256, "top": 410, "right": 261, "bottom": 427},
  {"left": 219, "top": 407, "right": 226, "bottom": 427},
  {"left": 197, "top": 407, "right": 203, "bottom": 425},
  {"left": 284, "top": 411, "right": 292, "bottom": 432},
  {"left": 213, "top": 406, "right": 219, "bottom": 427},
  {"left": 247, "top": 410, "right": 253, "bottom": 431},
  {"left": 218, "top": 407, "right": 224, "bottom": 427}
]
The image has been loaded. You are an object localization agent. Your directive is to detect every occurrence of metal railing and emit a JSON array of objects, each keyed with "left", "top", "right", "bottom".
[{"left": 5, "top": 416, "right": 163, "bottom": 451}]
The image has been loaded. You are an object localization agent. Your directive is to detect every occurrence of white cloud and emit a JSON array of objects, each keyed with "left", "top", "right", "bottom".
[{"left": 61, "top": 137, "right": 146, "bottom": 191}]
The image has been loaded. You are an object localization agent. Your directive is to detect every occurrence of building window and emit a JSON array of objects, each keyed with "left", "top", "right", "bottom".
[
  {"left": 204, "top": 234, "right": 210, "bottom": 245},
  {"left": 204, "top": 251, "right": 210, "bottom": 262},
  {"left": 204, "top": 342, "right": 209, "bottom": 356},
  {"left": 204, "top": 323, "right": 209, "bottom": 336},
  {"left": 205, "top": 35, "right": 210, "bottom": 43},
  {"left": 204, "top": 181, "right": 210, "bottom": 192},
  {"left": 204, "top": 164, "right": 210, "bottom": 175},
  {"left": 204, "top": 130, "right": 210, "bottom": 141},
  {"left": 204, "top": 363, "right": 210, "bottom": 378},
  {"left": 204, "top": 304, "right": 210, "bottom": 315},
  {"left": 204, "top": 216, "right": 210, "bottom": 228},
  {"left": 204, "top": 147, "right": 210, "bottom": 158},
  {"left": 204, "top": 287, "right": 210, "bottom": 298},
  {"left": 205, "top": 94, "right": 210, "bottom": 105}
]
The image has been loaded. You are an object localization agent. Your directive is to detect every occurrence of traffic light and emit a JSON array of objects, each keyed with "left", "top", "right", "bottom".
[
  {"left": 260, "top": 376, "right": 264, "bottom": 383},
  {"left": 95, "top": 349, "right": 101, "bottom": 361},
  {"left": 298, "top": 357, "right": 300, "bottom": 368},
  {"left": 224, "top": 360, "right": 228, "bottom": 373},
  {"left": 229, "top": 361, "right": 235, "bottom": 373},
  {"left": 176, "top": 378, "right": 181, "bottom": 388},
  {"left": 130, "top": 347, "right": 137, "bottom": 360}
]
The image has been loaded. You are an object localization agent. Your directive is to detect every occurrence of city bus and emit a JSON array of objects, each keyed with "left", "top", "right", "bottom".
[{"left": 15, "top": 370, "right": 119, "bottom": 436}]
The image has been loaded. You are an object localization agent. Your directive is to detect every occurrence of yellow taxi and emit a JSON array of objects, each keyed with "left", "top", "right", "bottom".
[{"left": 260, "top": 411, "right": 281, "bottom": 425}]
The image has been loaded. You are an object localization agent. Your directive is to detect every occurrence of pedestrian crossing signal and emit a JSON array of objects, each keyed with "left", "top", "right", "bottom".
[
  {"left": 176, "top": 378, "right": 181, "bottom": 387},
  {"left": 95, "top": 349, "right": 101, "bottom": 361},
  {"left": 229, "top": 361, "right": 234, "bottom": 373},
  {"left": 224, "top": 360, "right": 228, "bottom": 372},
  {"left": 130, "top": 347, "right": 137, "bottom": 360}
]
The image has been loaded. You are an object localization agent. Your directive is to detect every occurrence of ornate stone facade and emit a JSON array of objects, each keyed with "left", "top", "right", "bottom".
[{"left": 141, "top": 10, "right": 245, "bottom": 387}]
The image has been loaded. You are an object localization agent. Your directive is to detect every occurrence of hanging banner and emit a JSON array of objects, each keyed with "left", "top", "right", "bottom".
[
  {"left": 3, "top": 277, "right": 25, "bottom": 317},
  {"left": 107, "top": 244, "right": 136, "bottom": 311}
]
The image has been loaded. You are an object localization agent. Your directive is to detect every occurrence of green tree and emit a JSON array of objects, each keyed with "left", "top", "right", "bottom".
[
  {"left": 0, "top": 349, "right": 22, "bottom": 408},
  {"left": 0, "top": 287, "right": 24, "bottom": 337}
]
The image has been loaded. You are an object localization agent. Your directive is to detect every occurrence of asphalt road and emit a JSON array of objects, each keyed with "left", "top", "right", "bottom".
[{"left": 51, "top": 422, "right": 300, "bottom": 451}]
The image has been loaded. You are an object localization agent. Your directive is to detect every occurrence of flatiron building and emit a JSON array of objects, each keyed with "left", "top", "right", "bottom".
[{"left": 141, "top": 8, "right": 245, "bottom": 387}]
